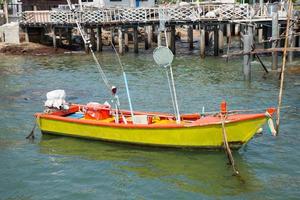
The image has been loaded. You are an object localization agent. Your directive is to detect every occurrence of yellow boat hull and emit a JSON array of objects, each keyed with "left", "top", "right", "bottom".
[{"left": 38, "top": 117, "right": 266, "bottom": 149}]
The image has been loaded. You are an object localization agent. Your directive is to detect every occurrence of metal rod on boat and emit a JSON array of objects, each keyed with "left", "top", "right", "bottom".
[
  {"left": 169, "top": 64, "right": 181, "bottom": 124},
  {"left": 221, "top": 114, "right": 239, "bottom": 175},
  {"left": 123, "top": 72, "right": 134, "bottom": 118}
]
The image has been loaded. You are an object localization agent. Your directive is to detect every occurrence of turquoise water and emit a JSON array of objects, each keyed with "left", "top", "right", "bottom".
[{"left": 0, "top": 51, "right": 299, "bottom": 199}]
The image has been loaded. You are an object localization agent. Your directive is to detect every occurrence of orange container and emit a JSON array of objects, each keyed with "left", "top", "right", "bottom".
[
  {"left": 220, "top": 100, "right": 227, "bottom": 114},
  {"left": 85, "top": 104, "right": 111, "bottom": 120}
]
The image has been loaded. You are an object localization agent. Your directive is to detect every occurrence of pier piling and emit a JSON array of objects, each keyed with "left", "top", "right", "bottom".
[
  {"left": 271, "top": 4, "right": 279, "bottom": 70},
  {"left": 200, "top": 26, "right": 205, "bottom": 58},
  {"left": 188, "top": 25, "right": 193, "bottom": 50},
  {"left": 96, "top": 27, "right": 102, "bottom": 52},
  {"left": 124, "top": 29, "right": 129, "bottom": 52},
  {"left": 118, "top": 27, "right": 123, "bottom": 54},
  {"left": 157, "top": 31, "right": 162, "bottom": 47},
  {"left": 243, "top": 34, "right": 251, "bottom": 80},
  {"left": 214, "top": 27, "right": 219, "bottom": 56},
  {"left": 170, "top": 25, "right": 176, "bottom": 54},
  {"left": 133, "top": 26, "right": 138, "bottom": 54},
  {"left": 219, "top": 24, "right": 224, "bottom": 53},
  {"left": 51, "top": 26, "right": 56, "bottom": 49}
]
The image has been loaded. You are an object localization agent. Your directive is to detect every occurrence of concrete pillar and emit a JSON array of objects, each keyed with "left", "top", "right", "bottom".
[
  {"left": 234, "top": 23, "right": 240, "bottom": 36},
  {"left": 133, "top": 26, "right": 138, "bottom": 54},
  {"left": 157, "top": 31, "right": 162, "bottom": 46},
  {"left": 124, "top": 29, "right": 129, "bottom": 52},
  {"left": 271, "top": 5, "right": 279, "bottom": 70},
  {"left": 170, "top": 25, "right": 176, "bottom": 54},
  {"left": 214, "top": 27, "right": 219, "bottom": 56},
  {"left": 218, "top": 24, "right": 224, "bottom": 53},
  {"left": 258, "top": 26, "right": 263, "bottom": 44},
  {"left": 200, "top": 26, "right": 205, "bottom": 58},
  {"left": 226, "top": 23, "right": 231, "bottom": 44},
  {"left": 52, "top": 27, "right": 56, "bottom": 49},
  {"left": 118, "top": 27, "right": 123, "bottom": 55},
  {"left": 147, "top": 26, "right": 152, "bottom": 48},
  {"left": 243, "top": 34, "right": 251, "bottom": 81},
  {"left": 24, "top": 27, "right": 29, "bottom": 42},
  {"left": 3, "top": 1, "right": 8, "bottom": 24},
  {"left": 96, "top": 27, "right": 102, "bottom": 52},
  {"left": 187, "top": 25, "right": 193, "bottom": 50}
]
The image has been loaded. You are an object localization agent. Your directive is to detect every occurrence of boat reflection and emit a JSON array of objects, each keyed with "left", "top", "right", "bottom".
[{"left": 39, "top": 135, "right": 262, "bottom": 197}]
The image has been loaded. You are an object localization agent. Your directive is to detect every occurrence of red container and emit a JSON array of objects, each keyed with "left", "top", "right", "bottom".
[{"left": 84, "top": 104, "right": 111, "bottom": 120}]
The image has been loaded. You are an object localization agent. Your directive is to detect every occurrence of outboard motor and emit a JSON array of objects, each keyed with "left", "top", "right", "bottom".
[{"left": 44, "top": 90, "right": 69, "bottom": 112}]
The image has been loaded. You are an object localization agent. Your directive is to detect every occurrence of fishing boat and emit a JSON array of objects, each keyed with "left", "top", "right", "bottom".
[
  {"left": 33, "top": 1, "right": 277, "bottom": 152},
  {"left": 34, "top": 95, "right": 276, "bottom": 149}
]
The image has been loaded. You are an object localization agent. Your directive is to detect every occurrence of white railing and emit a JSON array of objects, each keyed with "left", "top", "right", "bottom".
[{"left": 20, "top": 4, "right": 285, "bottom": 24}]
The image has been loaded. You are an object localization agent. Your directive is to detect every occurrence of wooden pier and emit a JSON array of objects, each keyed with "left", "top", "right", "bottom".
[{"left": 19, "top": 3, "right": 299, "bottom": 63}]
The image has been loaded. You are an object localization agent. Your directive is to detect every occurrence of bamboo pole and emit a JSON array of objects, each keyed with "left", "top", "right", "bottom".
[
  {"left": 221, "top": 114, "right": 239, "bottom": 175},
  {"left": 276, "top": 0, "right": 293, "bottom": 134}
]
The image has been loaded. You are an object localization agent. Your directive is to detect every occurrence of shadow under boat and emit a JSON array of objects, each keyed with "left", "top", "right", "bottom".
[{"left": 38, "top": 135, "right": 264, "bottom": 197}]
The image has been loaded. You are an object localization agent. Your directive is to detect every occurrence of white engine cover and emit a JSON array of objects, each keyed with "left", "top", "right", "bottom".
[{"left": 44, "top": 90, "right": 66, "bottom": 109}]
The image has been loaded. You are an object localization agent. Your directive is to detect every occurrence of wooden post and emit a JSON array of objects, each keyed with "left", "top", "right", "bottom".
[
  {"left": 248, "top": 25, "right": 254, "bottom": 60},
  {"left": 187, "top": 25, "right": 193, "bottom": 50},
  {"left": 205, "top": 31, "right": 210, "bottom": 46},
  {"left": 144, "top": 27, "right": 149, "bottom": 50},
  {"left": 58, "top": 28, "right": 62, "bottom": 47},
  {"left": 96, "top": 27, "right": 102, "bottom": 52},
  {"left": 214, "top": 27, "right": 219, "bottom": 56},
  {"left": 243, "top": 34, "right": 251, "bottom": 81},
  {"left": 68, "top": 28, "right": 72, "bottom": 46},
  {"left": 52, "top": 26, "right": 56, "bottom": 49},
  {"left": 118, "top": 27, "right": 123, "bottom": 55},
  {"left": 272, "top": 5, "right": 279, "bottom": 70},
  {"left": 133, "top": 26, "right": 138, "bottom": 54},
  {"left": 200, "top": 26, "right": 205, "bottom": 58},
  {"left": 170, "top": 25, "right": 176, "bottom": 54},
  {"left": 24, "top": 27, "right": 29, "bottom": 42},
  {"left": 218, "top": 24, "right": 224, "bottom": 53}
]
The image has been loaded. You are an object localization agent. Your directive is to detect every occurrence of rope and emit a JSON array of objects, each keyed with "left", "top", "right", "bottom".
[{"left": 66, "top": 0, "right": 111, "bottom": 90}]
